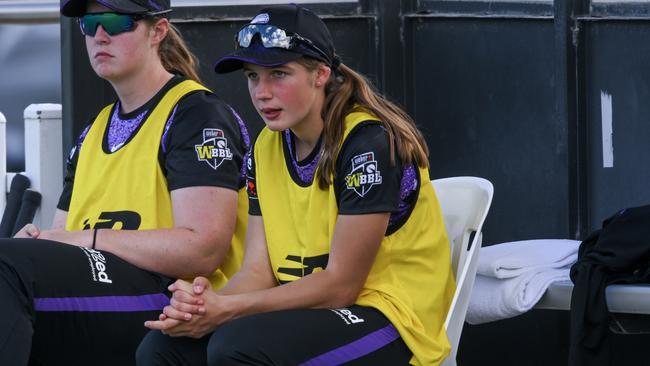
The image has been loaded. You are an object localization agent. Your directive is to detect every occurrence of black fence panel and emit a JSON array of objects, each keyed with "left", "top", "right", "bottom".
[
  {"left": 585, "top": 20, "right": 650, "bottom": 230},
  {"left": 405, "top": 16, "right": 566, "bottom": 244}
]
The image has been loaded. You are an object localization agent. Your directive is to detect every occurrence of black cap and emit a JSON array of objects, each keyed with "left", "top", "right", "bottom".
[
  {"left": 214, "top": 4, "right": 339, "bottom": 74},
  {"left": 61, "top": 0, "right": 171, "bottom": 17}
]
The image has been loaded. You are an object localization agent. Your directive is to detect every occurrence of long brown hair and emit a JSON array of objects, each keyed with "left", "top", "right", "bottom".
[
  {"left": 298, "top": 59, "right": 429, "bottom": 189},
  {"left": 147, "top": 18, "right": 202, "bottom": 83}
]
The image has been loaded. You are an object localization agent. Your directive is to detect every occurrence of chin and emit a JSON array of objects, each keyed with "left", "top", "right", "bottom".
[
  {"left": 262, "top": 119, "right": 288, "bottom": 132},
  {"left": 266, "top": 125, "right": 285, "bottom": 132},
  {"left": 93, "top": 67, "right": 115, "bottom": 80}
]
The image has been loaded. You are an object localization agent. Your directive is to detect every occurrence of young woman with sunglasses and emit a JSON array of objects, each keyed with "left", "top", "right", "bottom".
[
  {"left": 139, "top": 4, "right": 455, "bottom": 366},
  {"left": 0, "top": 0, "right": 249, "bottom": 365}
]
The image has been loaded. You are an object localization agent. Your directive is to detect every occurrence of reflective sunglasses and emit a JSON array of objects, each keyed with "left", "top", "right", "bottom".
[
  {"left": 236, "top": 24, "right": 331, "bottom": 64},
  {"left": 78, "top": 10, "right": 169, "bottom": 37}
]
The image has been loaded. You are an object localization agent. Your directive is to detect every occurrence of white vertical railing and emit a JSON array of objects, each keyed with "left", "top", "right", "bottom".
[
  {"left": 0, "top": 111, "right": 6, "bottom": 219},
  {"left": 24, "top": 104, "right": 62, "bottom": 229}
]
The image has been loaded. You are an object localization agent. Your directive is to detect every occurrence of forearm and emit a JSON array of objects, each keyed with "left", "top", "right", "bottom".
[
  {"left": 218, "top": 266, "right": 276, "bottom": 295},
  {"left": 94, "top": 227, "right": 227, "bottom": 278},
  {"left": 224, "top": 269, "right": 358, "bottom": 321},
  {"left": 92, "top": 186, "right": 237, "bottom": 278}
]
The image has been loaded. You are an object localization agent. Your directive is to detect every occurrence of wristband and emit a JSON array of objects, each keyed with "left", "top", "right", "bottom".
[{"left": 92, "top": 228, "right": 98, "bottom": 250}]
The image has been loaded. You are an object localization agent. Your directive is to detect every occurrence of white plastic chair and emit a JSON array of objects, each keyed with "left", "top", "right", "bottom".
[{"left": 432, "top": 177, "right": 494, "bottom": 366}]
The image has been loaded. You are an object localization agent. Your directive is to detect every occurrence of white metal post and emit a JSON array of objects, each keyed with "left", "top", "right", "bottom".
[
  {"left": 24, "top": 104, "right": 63, "bottom": 229},
  {"left": 0, "top": 111, "right": 6, "bottom": 219}
]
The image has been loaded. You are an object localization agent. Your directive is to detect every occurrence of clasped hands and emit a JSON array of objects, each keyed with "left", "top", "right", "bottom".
[{"left": 145, "top": 277, "right": 231, "bottom": 338}]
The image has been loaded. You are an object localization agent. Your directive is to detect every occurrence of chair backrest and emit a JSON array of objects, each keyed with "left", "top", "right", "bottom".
[{"left": 432, "top": 176, "right": 493, "bottom": 366}]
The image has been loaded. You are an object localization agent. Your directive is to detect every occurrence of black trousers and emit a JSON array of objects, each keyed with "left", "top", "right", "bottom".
[
  {"left": 0, "top": 238, "right": 171, "bottom": 366},
  {"left": 137, "top": 305, "right": 413, "bottom": 366}
]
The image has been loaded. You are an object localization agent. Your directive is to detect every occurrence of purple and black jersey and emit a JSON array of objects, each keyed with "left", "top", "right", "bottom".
[
  {"left": 58, "top": 76, "right": 249, "bottom": 211},
  {"left": 247, "top": 122, "right": 419, "bottom": 234}
]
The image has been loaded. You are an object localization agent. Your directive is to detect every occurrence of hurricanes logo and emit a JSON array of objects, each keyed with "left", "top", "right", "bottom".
[
  {"left": 344, "top": 152, "right": 382, "bottom": 197},
  {"left": 195, "top": 129, "right": 233, "bottom": 170}
]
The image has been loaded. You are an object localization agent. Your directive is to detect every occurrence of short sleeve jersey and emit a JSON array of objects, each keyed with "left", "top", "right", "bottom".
[
  {"left": 58, "top": 76, "right": 249, "bottom": 211},
  {"left": 247, "top": 122, "right": 417, "bottom": 233}
]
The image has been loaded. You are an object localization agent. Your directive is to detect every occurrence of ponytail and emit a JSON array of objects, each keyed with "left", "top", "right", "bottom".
[
  {"left": 150, "top": 19, "right": 202, "bottom": 83},
  {"left": 298, "top": 59, "right": 429, "bottom": 189}
]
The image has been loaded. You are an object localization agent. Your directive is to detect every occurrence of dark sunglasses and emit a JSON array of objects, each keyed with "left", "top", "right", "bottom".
[
  {"left": 235, "top": 24, "right": 331, "bottom": 64},
  {"left": 78, "top": 10, "right": 169, "bottom": 37}
]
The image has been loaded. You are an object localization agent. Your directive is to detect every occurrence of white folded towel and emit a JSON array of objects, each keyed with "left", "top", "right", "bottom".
[
  {"left": 477, "top": 239, "right": 580, "bottom": 279},
  {"left": 465, "top": 239, "right": 581, "bottom": 324},
  {"left": 466, "top": 269, "right": 570, "bottom": 324}
]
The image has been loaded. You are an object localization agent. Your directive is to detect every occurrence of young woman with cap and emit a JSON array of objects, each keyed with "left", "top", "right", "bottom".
[
  {"left": 0, "top": 0, "right": 249, "bottom": 364},
  {"left": 140, "top": 4, "right": 454, "bottom": 366}
]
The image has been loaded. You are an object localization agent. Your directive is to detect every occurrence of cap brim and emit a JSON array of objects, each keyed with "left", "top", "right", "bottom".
[
  {"left": 214, "top": 47, "right": 303, "bottom": 74},
  {"left": 61, "top": 0, "right": 150, "bottom": 17}
]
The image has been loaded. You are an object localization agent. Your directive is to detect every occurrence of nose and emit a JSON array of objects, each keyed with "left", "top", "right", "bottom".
[
  {"left": 253, "top": 77, "right": 272, "bottom": 101},
  {"left": 92, "top": 24, "right": 110, "bottom": 43}
]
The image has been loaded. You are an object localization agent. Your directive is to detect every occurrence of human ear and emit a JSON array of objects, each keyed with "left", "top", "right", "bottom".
[
  {"left": 150, "top": 18, "right": 170, "bottom": 46},
  {"left": 315, "top": 64, "right": 332, "bottom": 87}
]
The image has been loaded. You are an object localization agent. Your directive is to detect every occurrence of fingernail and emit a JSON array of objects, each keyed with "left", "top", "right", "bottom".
[
  {"left": 185, "top": 313, "right": 192, "bottom": 320},
  {"left": 198, "top": 307, "right": 205, "bottom": 314}
]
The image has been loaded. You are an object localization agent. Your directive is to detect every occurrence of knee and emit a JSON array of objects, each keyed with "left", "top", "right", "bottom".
[
  {"left": 136, "top": 331, "right": 170, "bottom": 366},
  {"left": 206, "top": 324, "right": 256, "bottom": 366},
  {"left": 206, "top": 335, "right": 240, "bottom": 366}
]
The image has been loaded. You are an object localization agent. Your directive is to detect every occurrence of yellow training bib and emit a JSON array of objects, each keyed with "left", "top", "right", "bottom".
[{"left": 254, "top": 109, "right": 455, "bottom": 365}]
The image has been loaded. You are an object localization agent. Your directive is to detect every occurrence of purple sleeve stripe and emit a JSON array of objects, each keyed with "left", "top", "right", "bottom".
[
  {"left": 34, "top": 293, "right": 169, "bottom": 312},
  {"left": 161, "top": 105, "right": 178, "bottom": 154},
  {"left": 298, "top": 324, "right": 401, "bottom": 366}
]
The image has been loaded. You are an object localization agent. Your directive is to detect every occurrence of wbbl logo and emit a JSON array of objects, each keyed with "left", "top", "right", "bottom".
[
  {"left": 345, "top": 152, "right": 382, "bottom": 197},
  {"left": 195, "top": 129, "right": 233, "bottom": 170}
]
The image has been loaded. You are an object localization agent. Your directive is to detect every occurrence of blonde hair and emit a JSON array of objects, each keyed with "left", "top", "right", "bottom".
[
  {"left": 298, "top": 58, "right": 429, "bottom": 189},
  {"left": 147, "top": 18, "right": 202, "bottom": 83}
]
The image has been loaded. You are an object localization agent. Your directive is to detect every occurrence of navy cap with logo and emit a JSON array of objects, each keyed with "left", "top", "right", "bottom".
[
  {"left": 214, "top": 4, "right": 340, "bottom": 74},
  {"left": 61, "top": 0, "right": 171, "bottom": 17}
]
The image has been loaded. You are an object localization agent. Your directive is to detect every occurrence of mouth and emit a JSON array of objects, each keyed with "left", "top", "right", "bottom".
[
  {"left": 94, "top": 52, "right": 113, "bottom": 59},
  {"left": 260, "top": 107, "right": 281, "bottom": 120}
]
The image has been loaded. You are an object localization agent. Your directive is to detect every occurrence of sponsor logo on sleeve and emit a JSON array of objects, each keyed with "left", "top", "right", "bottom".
[
  {"left": 246, "top": 178, "right": 258, "bottom": 199},
  {"left": 195, "top": 129, "right": 233, "bottom": 170},
  {"left": 344, "top": 152, "right": 382, "bottom": 197},
  {"left": 246, "top": 157, "right": 258, "bottom": 199}
]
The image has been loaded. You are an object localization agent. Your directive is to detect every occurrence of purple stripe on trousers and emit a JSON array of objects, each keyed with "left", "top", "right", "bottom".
[
  {"left": 298, "top": 324, "right": 401, "bottom": 366},
  {"left": 34, "top": 294, "right": 169, "bottom": 312}
]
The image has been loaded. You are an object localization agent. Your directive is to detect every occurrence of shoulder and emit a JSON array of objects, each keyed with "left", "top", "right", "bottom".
[
  {"left": 176, "top": 90, "right": 229, "bottom": 115},
  {"left": 336, "top": 121, "right": 398, "bottom": 177},
  {"left": 339, "top": 122, "right": 389, "bottom": 161},
  {"left": 171, "top": 91, "right": 242, "bottom": 132},
  {"left": 161, "top": 77, "right": 233, "bottom": 121},
  {"left": 346, "top": 121, "right": 387, "bottom": 141}
]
